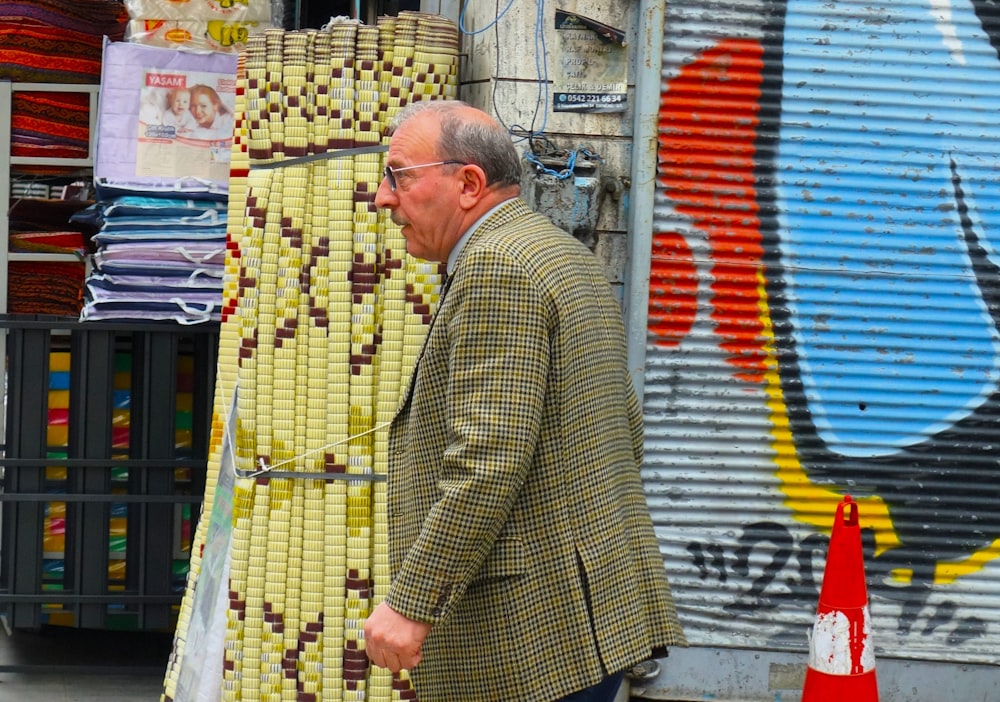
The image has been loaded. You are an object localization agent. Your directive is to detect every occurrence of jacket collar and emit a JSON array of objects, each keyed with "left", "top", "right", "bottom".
[{"left": 448, "top": 197, "right": 532, "bottom": 274}]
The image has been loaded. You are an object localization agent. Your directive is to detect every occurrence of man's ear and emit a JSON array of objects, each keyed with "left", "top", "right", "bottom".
[{"left": 457, "top": 164, "right": 489, "bottom": 209}]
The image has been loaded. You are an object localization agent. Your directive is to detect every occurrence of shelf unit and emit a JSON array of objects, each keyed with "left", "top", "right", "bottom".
[
  {"left": 0, "top": 81, "right": 99, "bottom": 314},
  {"left": 0, "top": 81, "right": 220, "bottom": 632}
]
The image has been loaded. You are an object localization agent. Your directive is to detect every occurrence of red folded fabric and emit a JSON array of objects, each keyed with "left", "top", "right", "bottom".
[
  {"left": 0, "top": 1, "right": 128, "bottom": 83},
  {"left": 9, "top": 230, "right": 87, "bottom": 255},
  {"left": 9, "top": 260, "right": 86, "bottom": 316},
  {"left": 12, "top": 90, "right": 91, "bottom": 162}
]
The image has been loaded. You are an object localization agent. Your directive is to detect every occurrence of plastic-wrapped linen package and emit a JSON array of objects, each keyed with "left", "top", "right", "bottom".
[
  {"left": 96, "top": 209, "right": 226, "bottom": 235},
  {"left": 80, "top": 286, "right": 222, "bottom": 324},
  {"left": 91, "top": 241, "right": 226, "bottom": 273},
  {"left": 95, "top": 40, "right": 238, "bottom": 199},
  {"left": 124, "top": 0, "right": 271, "bottom": 22},
  {"left": 125, "top": 19, "right": 268, "bottom": 52},
  {"left": 86, "top": 271, "right": 224, "bottom": 290},
  {"left": 93, "top": 195, "right": 227, "bottom": 219}
]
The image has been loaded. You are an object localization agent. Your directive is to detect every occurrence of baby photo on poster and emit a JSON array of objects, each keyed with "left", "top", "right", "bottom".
[{"left": 136, "top": 68, "right": 236, "bottom": 182}]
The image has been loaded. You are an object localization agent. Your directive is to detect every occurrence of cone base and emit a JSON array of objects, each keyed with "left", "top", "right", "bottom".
[{"left": 802, "top": 667, "right": 878, "bottom": 701}]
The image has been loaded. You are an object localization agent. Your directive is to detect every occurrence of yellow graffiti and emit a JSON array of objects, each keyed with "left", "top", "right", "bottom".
[{"left": 935, "top": 540, "right": 1000, "bottom": 584}]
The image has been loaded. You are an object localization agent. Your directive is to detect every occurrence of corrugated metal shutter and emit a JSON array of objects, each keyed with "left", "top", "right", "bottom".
[{"left": 646, "top": 0, "right": 1000, "bottom": 665}]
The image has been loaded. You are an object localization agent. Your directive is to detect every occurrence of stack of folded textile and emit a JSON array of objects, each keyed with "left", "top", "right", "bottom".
[
  {"left": 0, "top": 0, "right": 127, "bottom": 84},
  {"left": 80, "top": 196, "right": 227, "bottom": 323},
  {"left": 0, "top": 0, "right": 124, "bottom": 316},
  {"left": 11, "top": 90, "right": 92, "bottom": 162},
  {"left": 160, "top": 17, "right": 461, "bottom": 702},
  {"left": 7, "top": 192, "right": 94, "bottom": 316},
  {"left": 81, "top": 42, "right": 240, "bottom": 324},
  {"left": 8, "top": 230, "right": 87, "bottom": 315}
]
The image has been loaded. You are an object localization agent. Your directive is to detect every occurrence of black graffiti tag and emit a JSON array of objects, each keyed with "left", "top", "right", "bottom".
[{"left": 686, "top": 521, "right": 986, "bottom": 642}]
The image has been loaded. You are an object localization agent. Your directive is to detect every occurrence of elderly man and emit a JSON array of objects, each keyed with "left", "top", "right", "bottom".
[{"left": 364, "top": 99, "right": 685, "bottom": 702}]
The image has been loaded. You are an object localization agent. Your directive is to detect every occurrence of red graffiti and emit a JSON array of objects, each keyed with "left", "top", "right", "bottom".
[{"left": 652, "top": 39, "right": 767, "bottom": 382}]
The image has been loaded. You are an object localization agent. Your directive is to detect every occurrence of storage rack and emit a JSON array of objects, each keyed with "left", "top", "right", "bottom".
[
  {"left": 0, "top": 81, "right": 99, "bottom": 314},
  {"left": 0, "top": 82, "right": 219, "bottom": 631}
]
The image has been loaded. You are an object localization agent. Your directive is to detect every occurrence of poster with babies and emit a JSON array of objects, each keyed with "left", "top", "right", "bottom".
[{"left": 136, "top": 69, "right": 236, "bottom": 183}]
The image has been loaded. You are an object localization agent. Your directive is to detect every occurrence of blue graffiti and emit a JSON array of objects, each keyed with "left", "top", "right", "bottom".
[
  {"left": 763, "top": 0, "right": 1000, "bottom": 624},
  {"left": 777, "top": 0, "right": 1000, "bottom": 455}
]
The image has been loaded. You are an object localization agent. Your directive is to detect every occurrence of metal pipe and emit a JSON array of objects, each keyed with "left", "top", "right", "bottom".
[
  {"left": 624, "top": 0, "right": 665, "bottom": 402},
  {"left": 621, "top": 4, "right": 666, "bottom": 700}
]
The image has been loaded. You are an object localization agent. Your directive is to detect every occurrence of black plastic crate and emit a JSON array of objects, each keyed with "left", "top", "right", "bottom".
[{"left": 0, "top": 315, "right": 218, "bottom": 631}]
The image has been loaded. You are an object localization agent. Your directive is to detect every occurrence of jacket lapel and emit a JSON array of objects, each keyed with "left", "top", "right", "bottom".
[{"left": 392, "top": 198, "right": 532, "bottom": 417}]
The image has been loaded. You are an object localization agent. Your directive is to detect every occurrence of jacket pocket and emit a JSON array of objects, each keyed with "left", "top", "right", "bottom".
[{"left": 472, "top": 537, "right": 526, "bottom": 582}]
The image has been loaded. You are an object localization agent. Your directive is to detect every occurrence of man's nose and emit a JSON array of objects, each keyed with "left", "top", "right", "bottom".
[{"left": 374, "top": 177, "right": 396, "bottom": 209}]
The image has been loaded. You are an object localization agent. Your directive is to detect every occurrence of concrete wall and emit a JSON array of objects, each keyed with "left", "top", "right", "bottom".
[{"left": 443, "top": 0, "right": 641, "bottom": 289}]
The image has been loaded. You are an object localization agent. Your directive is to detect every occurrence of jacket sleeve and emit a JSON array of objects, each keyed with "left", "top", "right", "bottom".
[{"left": 385, "top": 248, "right": 550, "bottom": 623}]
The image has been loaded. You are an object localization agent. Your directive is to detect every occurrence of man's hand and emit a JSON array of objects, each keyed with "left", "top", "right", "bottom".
[{"left": 364, "top": 601, "right": 432, "bottom": 672}]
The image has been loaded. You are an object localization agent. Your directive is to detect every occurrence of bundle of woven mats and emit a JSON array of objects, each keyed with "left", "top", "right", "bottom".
[{"left": 162, "top": 15, "right": 462, "bottom": 702}]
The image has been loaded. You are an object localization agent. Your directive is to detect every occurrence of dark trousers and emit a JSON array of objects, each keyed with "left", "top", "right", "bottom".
[{"left": 556, "top": 670, "right": 626, "bottom": 702}]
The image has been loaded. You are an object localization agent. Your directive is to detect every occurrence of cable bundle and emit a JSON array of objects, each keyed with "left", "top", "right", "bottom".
[{"left": 162, "top": 14, "right": 459, "bottom": 702}]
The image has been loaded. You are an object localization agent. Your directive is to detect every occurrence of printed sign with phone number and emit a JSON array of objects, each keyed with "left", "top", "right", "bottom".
[{"left": 554, "top": 92, "right": 627, "bottom": 112}]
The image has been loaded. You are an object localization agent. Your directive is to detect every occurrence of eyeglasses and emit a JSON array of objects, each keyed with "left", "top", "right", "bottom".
[{"left": 381, "top": 160, "right": 466, "bottom": 192}]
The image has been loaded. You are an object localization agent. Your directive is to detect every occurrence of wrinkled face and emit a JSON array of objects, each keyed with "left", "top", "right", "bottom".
[
  {"left": 191, "top": 93, "right": 216, "bottom": 127},
  {"left": 374, "top": 114, "right": 462, "bottom": 262},
  {"left": 171, "top": 91, "right": 190, "bottom": 115}
]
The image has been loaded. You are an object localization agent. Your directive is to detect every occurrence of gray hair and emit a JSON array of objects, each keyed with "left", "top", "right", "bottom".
[{"left": 389, "top": 100, "right": 522, "bottom": 188}]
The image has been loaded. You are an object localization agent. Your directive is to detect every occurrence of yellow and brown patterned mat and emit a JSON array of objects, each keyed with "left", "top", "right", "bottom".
[{"left": 162, "top": 14, "right": 458, "bottom": 702}]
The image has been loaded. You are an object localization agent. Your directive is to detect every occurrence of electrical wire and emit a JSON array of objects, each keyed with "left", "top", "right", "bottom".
[
  {"left": 523, "top": 147, "right": 602, "bottom": 179},
  {"left": 533, "top": 0, "right": 550, "bottom": 135},
  {"left": 459, "top": 0, "right": 517, "bottom": 35},
  {"left": 505, "top": 0, "right": 549, "bottom": 141},
  {"left": 462, "top": 0, "right": 551, "bottom": 143}
]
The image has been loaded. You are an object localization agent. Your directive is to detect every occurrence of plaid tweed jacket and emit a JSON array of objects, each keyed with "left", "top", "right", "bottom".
[{"left": 385, "top": 198, "right": 685, "bottom": 701}]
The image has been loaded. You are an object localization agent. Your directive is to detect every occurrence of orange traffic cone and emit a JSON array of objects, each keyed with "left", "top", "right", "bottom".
[{"left": 802, "top": 495, "right": 878, "bottom": 701}]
